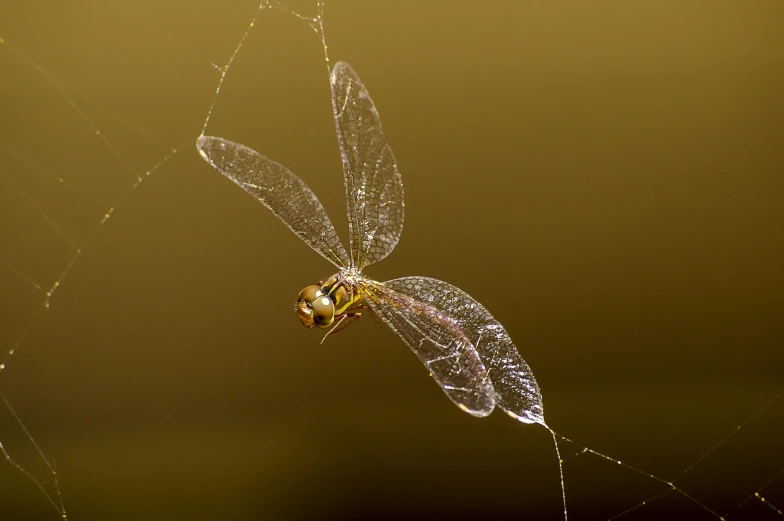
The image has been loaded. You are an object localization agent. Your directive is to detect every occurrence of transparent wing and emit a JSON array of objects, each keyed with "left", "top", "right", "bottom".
[
  {"left": 369, "top": 276, "right": 544, "bottom": 425},
  {"left": 358, "top": 277, "right": 495, "bottom": 417},
  {"left": 330, "top": 61, "right": 404, "bottom": 269},
  {"left": 197, "top": 135, "right": 350, "bottom": 268}
]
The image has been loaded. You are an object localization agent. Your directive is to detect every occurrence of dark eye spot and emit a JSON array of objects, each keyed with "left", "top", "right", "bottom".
[{"left": 311, "top": 295, "right": 335, "bottom": 328}]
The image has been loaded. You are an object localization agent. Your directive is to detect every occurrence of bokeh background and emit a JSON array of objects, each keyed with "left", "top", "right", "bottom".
[{"left": 1, "top": 1, "right": 782, "bottom": 520}]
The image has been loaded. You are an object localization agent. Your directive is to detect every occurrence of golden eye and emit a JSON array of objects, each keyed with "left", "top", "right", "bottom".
[
  {"left": 311, "top": 295, "right": 335, "bottom": 328},
  {"left": 297, "top": 285, "right": 323, "bottom": 304}
]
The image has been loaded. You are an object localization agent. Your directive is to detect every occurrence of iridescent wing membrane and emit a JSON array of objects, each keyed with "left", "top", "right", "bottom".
[
  {"left": 196, "top": 136, "right": 349, "bottom": 268},
  {"left": 361, "top": 277, "right": 544, "bottom": 424},
  {"left": 330, "top": 62, "right": 404, "bottom": 269},
  {"left": 359, "top": 278, "right": 496, "bottom": 416}
]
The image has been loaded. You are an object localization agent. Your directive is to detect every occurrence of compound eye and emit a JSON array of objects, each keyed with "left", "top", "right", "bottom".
[
  {"left": 311, "top": 295, "right": 335, "bottom": 328},
  {"left": 297, "top": 285, "right": 323, "bottom": 304}
]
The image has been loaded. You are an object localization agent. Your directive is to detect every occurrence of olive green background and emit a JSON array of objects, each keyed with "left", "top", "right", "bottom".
[{"left": 1, "top": 1, "right": 782, "bottom": 520}]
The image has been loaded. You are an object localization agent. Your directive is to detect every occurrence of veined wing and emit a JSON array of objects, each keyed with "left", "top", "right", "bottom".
[
  {"left": 358, "top": 277, "right": 495, "bottom": 417},
  {"left": 370, "top": 277, "right": 544, "bottom": 425},
  {"left": 197, "top": 135, "right": 350, "bottom": 268},
  {"left": 330, "top": 62, "right": 404, "bottom": 270}
]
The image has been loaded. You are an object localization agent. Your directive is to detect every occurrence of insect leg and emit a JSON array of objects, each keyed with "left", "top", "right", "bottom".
[{"left": 320, "top": 312, "right": 362, "bottom": 344}]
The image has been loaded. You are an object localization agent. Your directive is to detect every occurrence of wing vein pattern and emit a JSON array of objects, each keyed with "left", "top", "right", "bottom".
[
  {"left": 359, "top": 277, "right": 496, "bottom": 417},
  {"left": 365, "top": 276, "right": 544, "bottom": 424},
  {"left": 196, "top": 135, "right": 350, "bottom": 268},
  {"left": 330, "top": 61, "right": 404, "bottom": 269}
]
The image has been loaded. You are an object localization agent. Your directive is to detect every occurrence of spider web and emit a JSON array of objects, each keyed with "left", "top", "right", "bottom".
[{"left": 1, "top": 1, "right": 782, "bottom": 520}]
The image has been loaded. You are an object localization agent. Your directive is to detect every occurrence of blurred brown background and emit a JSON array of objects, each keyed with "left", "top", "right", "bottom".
[{"left": 1, "top": 1, "right": 782, "bottom": 520}]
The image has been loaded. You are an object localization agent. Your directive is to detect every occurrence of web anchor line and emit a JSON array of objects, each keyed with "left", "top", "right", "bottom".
[
  {"left": 684, "top": 388, "right": 784, "bottom": 474},
  {"left": 549, "top": 428, "right": 726, "bottom": 520},
  {"left": 541, "top": 386, "right": 784, "bottom": 520},
  {"left": 1, "top": 30, "right": 191, "bottom": 520},
  {"left": 729, "top": 462, "right": 784, "bottom": 519},
  {"left": 0, "top": 392, "right": 67, "bottom": 519}
]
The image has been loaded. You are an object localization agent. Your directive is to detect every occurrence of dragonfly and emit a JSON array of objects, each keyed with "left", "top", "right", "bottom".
[{"left": 196, "top": 61, "right": 544, "bottom": 425}]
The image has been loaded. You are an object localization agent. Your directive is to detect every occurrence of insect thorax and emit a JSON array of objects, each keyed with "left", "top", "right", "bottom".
[{"left": 323, "top": 268, "right": 363, "bottom": 316}]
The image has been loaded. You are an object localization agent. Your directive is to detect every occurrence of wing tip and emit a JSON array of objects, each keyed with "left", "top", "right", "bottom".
[
  {"left": 505, "top": 409, "right": 546, "bottom": 426},
  {"left": 458, "top": 402, "right": 495, "bottom": 418},
  {"left": 196, "top": 134, "right": 223, "bottom": 161}
]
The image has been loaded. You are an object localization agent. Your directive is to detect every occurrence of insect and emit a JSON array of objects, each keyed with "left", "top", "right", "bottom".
[{"left": 197, "top": 60, "right": 544, "bottom": 425}]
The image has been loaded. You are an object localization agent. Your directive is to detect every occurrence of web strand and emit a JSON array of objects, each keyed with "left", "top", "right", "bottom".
[
  {"left": 549, "top": 428, "right": 726, "bottom": 520},
  {"left": 2, "top": 168, "right": 81, "bottom": 253},
  {"left": 0, "top": 28, "right": 190, "bottom": 519},
  {"left": 544, "top": 386, "right": 784, "bottom": 520},
  {"left": 200, "top": 2, "right": 274, "bottom": 137},
  {"left": 684, "top": 388, "right": 784, "bottom": 474},
  {"left": 548, "top": 427, "right": 569, "bottom": 521},
  {"left": 2, "top": 40, "right": 142, "bottom": 183},
  {"left": 0, "top": 391, "right": 66, "bottom": 519}
]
